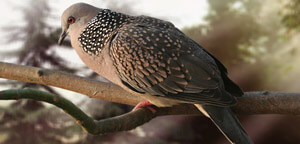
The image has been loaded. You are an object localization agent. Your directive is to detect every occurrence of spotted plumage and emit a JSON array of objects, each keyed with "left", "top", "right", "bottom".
[
  {"left": 78, "top": 9, "right": 243, "bottom": 106},
  {"left": 78, "top": 9, "right": 130, "bottom": 55}
]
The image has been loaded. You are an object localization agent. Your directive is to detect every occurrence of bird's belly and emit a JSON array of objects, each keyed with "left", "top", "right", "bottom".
[
  {"left": 140, "top": 93, "right": 182, "bottom": 107},
  {"left": 73, "top": 45, "right": 182, "bottom": 107}
]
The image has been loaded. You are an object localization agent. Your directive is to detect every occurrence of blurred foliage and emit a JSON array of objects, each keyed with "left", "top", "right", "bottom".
[
  {"left": 183, "top": 0, "right": 262, "bottom": 65},
  {"left": 2, "top": 1, "right": 80, "bottom": 73},
  {"left": 282, "top": 0, "right": 300, "bottom": 30},
  {"left": 1, "top": 0, "right": 300, "bottom": 144},
  {"left": 0, "top": 101, "right": 83, "bottom": 144}
]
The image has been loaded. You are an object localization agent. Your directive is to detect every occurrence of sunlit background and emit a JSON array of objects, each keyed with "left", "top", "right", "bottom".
[{"left": 0, "top": 0, "right": 300, "bottom": 143}]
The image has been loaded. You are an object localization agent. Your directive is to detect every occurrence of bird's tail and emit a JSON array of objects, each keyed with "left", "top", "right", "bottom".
[{"left": 195, "top": 104, "right": 253, "bottom": 144}]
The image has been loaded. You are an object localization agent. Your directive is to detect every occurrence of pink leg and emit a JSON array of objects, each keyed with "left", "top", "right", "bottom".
[{"left": 133, "top": 101, "right": 156, "bottom": 113}]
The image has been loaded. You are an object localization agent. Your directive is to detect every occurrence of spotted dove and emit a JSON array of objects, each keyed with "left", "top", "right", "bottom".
[{"left": 58, "top": 3, "right": 253, "bottom": 144}]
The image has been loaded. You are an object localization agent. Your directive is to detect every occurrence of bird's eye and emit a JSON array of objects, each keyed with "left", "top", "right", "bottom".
[{"left": 67, "top": 16, "right": 76, "bottom": 24}]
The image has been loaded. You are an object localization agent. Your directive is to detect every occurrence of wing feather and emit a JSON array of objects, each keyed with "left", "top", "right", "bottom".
[{"left": 109, "top": 20, "right": 236, "bottom": 106}]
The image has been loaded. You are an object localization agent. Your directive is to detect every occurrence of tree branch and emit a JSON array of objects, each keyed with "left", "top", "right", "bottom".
[
  {"left": 1, "top": 62, "right": 300, "bottom": 134},
  {"left": 1, "top": 89, "right": 300, "bottom": 135},
  {"left": 0, "top": 62, "right": 142, "bottom": 106}
]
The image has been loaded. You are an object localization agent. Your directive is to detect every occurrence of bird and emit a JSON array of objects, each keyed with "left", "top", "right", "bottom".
[{"left": 58, "top": 3, "right": 253, "bottom": 144}]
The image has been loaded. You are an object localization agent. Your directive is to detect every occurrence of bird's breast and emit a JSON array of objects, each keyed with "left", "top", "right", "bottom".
[{"left": 72, "top": 36, "right": 122, "bottom": 85}]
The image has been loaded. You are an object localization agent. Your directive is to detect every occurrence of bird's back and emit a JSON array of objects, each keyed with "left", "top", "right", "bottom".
[
  {"left": 107, "top": 13, "right": 243, "bottom": 106},
  {"left": 134, "top": 15, "right": 243, "bottom": 97}
]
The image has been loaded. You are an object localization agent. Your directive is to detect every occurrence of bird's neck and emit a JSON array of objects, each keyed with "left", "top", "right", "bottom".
[{"left": 78, "top": 9, "right": 131, "bottom": 56}]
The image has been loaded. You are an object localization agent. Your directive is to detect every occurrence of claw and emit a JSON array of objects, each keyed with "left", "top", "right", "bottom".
[{"left": 133, "top": 101, "right": 156, "bottom": 113}]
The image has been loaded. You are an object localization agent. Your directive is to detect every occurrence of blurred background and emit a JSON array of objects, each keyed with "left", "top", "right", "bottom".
[{"left": 0, "top": 0, "right": 300, "bottom": 143}]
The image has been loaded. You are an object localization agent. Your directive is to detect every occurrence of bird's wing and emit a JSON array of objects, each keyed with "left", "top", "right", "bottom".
[{"left": 109, "top": 23, "right": 236, "bottom": 106}]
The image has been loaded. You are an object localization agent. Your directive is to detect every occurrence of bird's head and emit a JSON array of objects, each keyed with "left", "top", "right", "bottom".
[{"left": 58, "top": 3, "right": 102, "bottom": 45}]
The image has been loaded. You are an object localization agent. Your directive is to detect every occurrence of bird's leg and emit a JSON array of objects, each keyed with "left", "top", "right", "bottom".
[{"left": 132, "top": 100, "right": 156, "bottom": 113}]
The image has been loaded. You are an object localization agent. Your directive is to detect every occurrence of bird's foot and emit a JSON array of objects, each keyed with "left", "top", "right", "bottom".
[{"left": 133, "top": 101, "right": 156, "bottom": 113}]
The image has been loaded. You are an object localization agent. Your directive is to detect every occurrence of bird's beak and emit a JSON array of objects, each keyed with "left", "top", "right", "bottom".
[{"left": 58, "top": 30, "right": 67, "bottom": 45}]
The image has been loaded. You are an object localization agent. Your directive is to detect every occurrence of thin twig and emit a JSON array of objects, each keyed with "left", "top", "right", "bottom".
[{"left": 0, "top": 89, "right": 153, "bottom": 134}]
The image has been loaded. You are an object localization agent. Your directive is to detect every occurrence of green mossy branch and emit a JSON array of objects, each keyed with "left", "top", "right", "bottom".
[{"left": 0, "top": 89, "right": 155, "bottom": 135}]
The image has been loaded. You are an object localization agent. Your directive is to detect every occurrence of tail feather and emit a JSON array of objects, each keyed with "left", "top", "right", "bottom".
[{"left": 195, "top": 104, "right": 253, "bottom": 144}]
